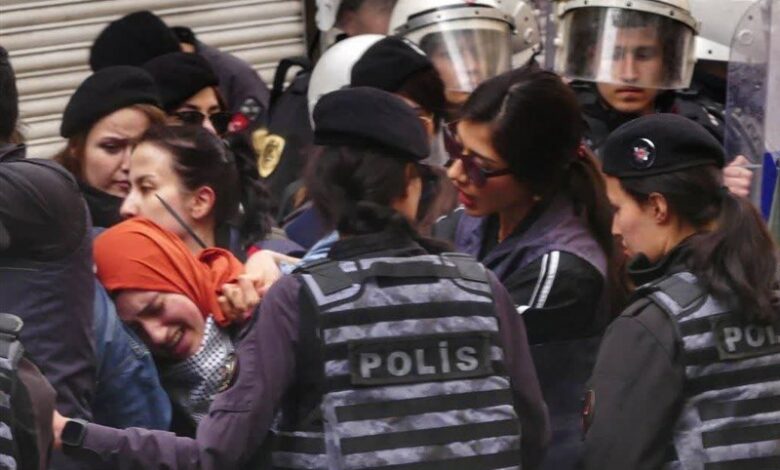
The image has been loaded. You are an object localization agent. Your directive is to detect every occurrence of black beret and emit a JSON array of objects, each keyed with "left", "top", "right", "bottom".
[
  {"left": 143, "top": 52, "right": 219, "bottom": 111},
  {"left": 61, "top": 66, "right": 160, "bottom": 138},
  {"left": 90, "top": 11, "right": 180, "bottom": 71},
  {"left": 602, "top": 113, "right": 725, "bottom": 178},
  {"left": 351, "top": 37, "right": 433, "bottom": 92},
  {"left": 313, "top": 87, "right": 429, "bottom": 161}
]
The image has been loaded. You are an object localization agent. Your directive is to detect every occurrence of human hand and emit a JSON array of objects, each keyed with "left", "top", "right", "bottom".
[
  {"left": 245, "top": 250, "right": 299, "bottom": 296},
  {"left": 218, "top": 274, "right": 261, "bottom": 324},
  {"left": 724, "top": 155, "right": 754, "bottom": 198},
  {"left": 52, "top": 410, "right": 68, "bottom": 450}
]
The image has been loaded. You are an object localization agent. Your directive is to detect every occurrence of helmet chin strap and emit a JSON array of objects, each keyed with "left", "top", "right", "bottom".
[{"left": 155, "top": 193, "right": 208, "bottom": 250}]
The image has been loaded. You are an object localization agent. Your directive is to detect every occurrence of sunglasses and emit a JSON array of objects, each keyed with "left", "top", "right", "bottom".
[
  {"left": 442, "top": 121, "right": 512, "bottom": 188},
  {"left": 171, "top": 110, "right": 232, "bottom": 135}
]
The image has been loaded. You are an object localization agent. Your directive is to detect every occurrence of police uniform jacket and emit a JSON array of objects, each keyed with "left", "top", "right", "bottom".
[
  {"left": 572, "top": 82, "right": 725, "bottom": 153},
  {"left": 72, "top": 229, "right": 550, "bottom": 469},
  {"left": 583, "top": 239, "right": 732, "bottom": 469}
]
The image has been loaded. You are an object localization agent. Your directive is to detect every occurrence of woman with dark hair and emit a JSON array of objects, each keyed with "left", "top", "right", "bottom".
[
  {"left": 120, "top": 125, "right": 278, "bottom": 261},
  {"left": 53, "top": 66, "right": 166, "bottom": 227},
  {"left": 441, "top": 65, "right": 626, "bottom": 342},
  {"left": 583, "top": 114, "right": 780, "bottom": 469},
  {"left": 142, "top": 52, "right": 277, "bottom": 255},
  {"left": 53, "top": 87, "right": 549, "bottom": 470},
  {"left": 437, "top": 65, "right": 627, "bottom": 469}
]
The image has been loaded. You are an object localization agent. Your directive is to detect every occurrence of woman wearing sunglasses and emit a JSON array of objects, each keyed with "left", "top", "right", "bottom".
[
  {"left": 439, "top": 65, "right": 628, "bottom": 468},
  {"left": 54, "top": 66, "right": 166, "bottom": 228},
  {"left": 143, "top": 52, "right": 232, "bottom": 136}
]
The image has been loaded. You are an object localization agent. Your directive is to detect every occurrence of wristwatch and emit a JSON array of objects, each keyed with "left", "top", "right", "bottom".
[{"left": 61, "top": 418, "right": 89, "bottom": 450}]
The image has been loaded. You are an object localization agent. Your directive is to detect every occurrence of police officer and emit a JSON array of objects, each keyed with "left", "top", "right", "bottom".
[
  {"left": 584, "top": 113, "right": 780, "bottom": 469},
  {"left": 553, "top": 0, "right": 754, "bottom": 197},
  {"left": 54, "top": 87, "right": 550, "bottom": 470}
]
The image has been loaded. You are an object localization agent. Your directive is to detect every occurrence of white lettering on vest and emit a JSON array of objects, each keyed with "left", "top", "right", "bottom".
[
  {"left": 723, "top": 327, "right": 743, "bottom": 352},
  {"left": 768, "top": 326, "right": 779, "bottom": 345},
  {"left": 455, "top": 346, "right": 479, "bottom": 371},
  {"left": 745, "top": 325, "right": 766, "bottom": 348},
  {"left": 439, "top": 341, "right": 451, "bottom": 373},
  {"left": 387, "top": 351, "right": 413, "bottom": 376},
  {"left": 360, "top": 353, "right": 382, "bottom": 378},
  {"left": 416, "top": 349, "right": 436, "bottom": 375}
]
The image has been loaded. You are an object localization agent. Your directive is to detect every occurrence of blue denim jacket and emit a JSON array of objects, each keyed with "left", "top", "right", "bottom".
[{"left": 91, "top": 281, "right": 172, "bottom": 430}]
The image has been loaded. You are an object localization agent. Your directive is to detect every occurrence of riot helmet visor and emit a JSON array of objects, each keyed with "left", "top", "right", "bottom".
[
  {"left": 416, "top": 22, "right": 512, "bottom": 95},
  {"left": 555, "top": 7, "right": 697, "bottom": 89}
]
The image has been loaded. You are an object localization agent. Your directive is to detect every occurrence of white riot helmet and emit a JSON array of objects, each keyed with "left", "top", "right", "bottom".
[
  {"left": 307, "top": 34, "right": 384, "bottom": 122},
  {"left": 554, "top": 0, "right": 700, "bottom": 89},
  {"left": 388, "top": 0, "right": 516, "bottom": 95},
  {"left": 690, "top": 0, "right": 755, "bottom": 62}
]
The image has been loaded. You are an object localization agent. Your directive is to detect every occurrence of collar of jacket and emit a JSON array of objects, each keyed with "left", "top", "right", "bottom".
[
  {"left": 0, "top": 143, "right": 26, "bottom": 162},
  {"left": 329, "top": 227, "right": 430, "bottom": 261},
  {"left": 627, "top": 236, "right": 696, "bottom": 288}
]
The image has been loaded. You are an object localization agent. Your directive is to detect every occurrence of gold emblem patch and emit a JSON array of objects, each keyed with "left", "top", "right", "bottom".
[{"left": 252, "top": 128, "right": 286, "bottom": 178}]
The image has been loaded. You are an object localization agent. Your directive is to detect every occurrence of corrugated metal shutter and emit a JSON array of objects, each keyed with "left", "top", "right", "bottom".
[{"left": 0, "top": 0, "right": 306, "bottom": 158}]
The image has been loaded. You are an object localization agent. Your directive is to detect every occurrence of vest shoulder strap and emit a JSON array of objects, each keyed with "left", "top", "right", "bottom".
[
  {"left": 299, "top": 254, "right": 489, "bottom": 296},
  {"left": 645, "top": 272, "right": 708, "bottom": 320}
]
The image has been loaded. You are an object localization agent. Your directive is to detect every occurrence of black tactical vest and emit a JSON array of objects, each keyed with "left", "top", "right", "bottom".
[
  {"left": 0, "top": 314, "right": 24, "bottom": 469},
  {"left": 271, "top": 253, "right": 524, "bottom": 469},
  {"left": 644, "top": 272, "right": 780, "bottom": 470}
]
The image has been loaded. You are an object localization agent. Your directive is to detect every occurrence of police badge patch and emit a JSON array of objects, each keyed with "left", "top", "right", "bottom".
[
  {"left": 252, "top": 129, "right": 286, "bottom": 178},
  {"left": 630, "top": 138, "right": 656, "bottom": 170}
]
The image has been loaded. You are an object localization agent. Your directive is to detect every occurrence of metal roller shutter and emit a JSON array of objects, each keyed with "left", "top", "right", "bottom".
[{"left": 0, "top": 0, "right": 306, "bottom": 158}]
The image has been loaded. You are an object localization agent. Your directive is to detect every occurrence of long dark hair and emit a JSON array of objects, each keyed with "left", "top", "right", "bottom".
[
  {"left": 306, "top": 145, "right": 451, "bottom": 252},
  {"left": 620, "top": 166, "right": 779, "bottom": 322},
  {"left": 139, "top": 125, "right": 271, "bottom": 249},
  {"left": 461, "top": 65, "right": 629, "bottom": 317}
]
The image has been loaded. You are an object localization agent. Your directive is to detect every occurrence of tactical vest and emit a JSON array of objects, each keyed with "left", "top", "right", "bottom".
[
  {"left": 271, "top": 253, "right": 524, "bottom": 470},
  {"left": 0, "top": 313, "right": 24, "bottom": 470},
  {"left": 643, "top": 272, "right": 780, "bottom": 470}
]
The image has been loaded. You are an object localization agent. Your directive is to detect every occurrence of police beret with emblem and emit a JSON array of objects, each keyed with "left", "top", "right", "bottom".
[
  {"left": 61, "top": 66, "right": 160, "bottom": 138},
  {"left": 351, "top": 37, "right": 434, "bottom": 93},
  {"left": 143, "top": 52, "right": 219, "bottom": 112},
  {"left": 313, "top": 87, "right": 429, "bottom": 161},
  {"left": 601, "top": 113, "right": 725, "bottom": 178}
]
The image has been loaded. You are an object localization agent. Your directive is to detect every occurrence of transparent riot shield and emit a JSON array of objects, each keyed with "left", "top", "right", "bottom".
[{"left": 724, "top": 0, "right": 780, "bottom": 231}]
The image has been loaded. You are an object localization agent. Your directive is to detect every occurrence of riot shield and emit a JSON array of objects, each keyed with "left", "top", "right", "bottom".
[{"left": 724, "top": 0, "right": 780, "bottom": 224}]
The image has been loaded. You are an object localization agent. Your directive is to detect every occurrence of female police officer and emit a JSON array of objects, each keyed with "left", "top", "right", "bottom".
[
  {"left": 53, "top": 87, "right": 549, "bottom": 470},
  {"left": 583, "top": 113, "right": 780, "bottom": 469}
]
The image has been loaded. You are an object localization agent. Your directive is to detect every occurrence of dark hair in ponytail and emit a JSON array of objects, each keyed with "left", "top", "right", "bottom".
[
  {"left": 619, "top": 166, "right": 779, "bottom": 323},
  {"left": 306, "top": 145, "right": 452, "bottom": 252},
  {"left": 306, "top": 145, "right": 414, "bottom": 234},
  {"left": 222, "top": 132, "right": 273, "bottom": 249},
  {"left": 461, "top": 65, "right": 629, "bottom": 319}
]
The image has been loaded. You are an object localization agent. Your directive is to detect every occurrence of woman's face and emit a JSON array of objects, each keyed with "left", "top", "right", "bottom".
[
  {"left": 114, "top": 290, "right": 206, "bottom": 360},
  {"left": 605, "top": 175, "right": 666, "bottom": 261},
  {"left": 168, "top": 87, "right": 223, "bottom": 135},
  {"left": 446, "top": 120, "right": 532, "bottom": 217},
  {"left": 81, "top": 107, "right": 150, "bottom": 197},
  {"left": 120, "top": 142, "right": 196, "bottom": 239}
]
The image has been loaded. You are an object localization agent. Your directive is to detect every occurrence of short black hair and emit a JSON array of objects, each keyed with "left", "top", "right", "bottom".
[{"left": 0, "top": 47, "right": 20, "bottom": 143}]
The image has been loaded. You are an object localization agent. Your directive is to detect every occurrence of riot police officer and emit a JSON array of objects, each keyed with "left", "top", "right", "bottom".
[
  {"left": 584, "top": 113, "right": 780, "bottom": 469},
  {"left": 389, "top": 0, "right": 540, "bottom": 107},
  {"left": 54, "top": 87, "right": 550, "bottom": 470},
  {"left": 553, "top": 0, "right": 755, "bottom": 197}
]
